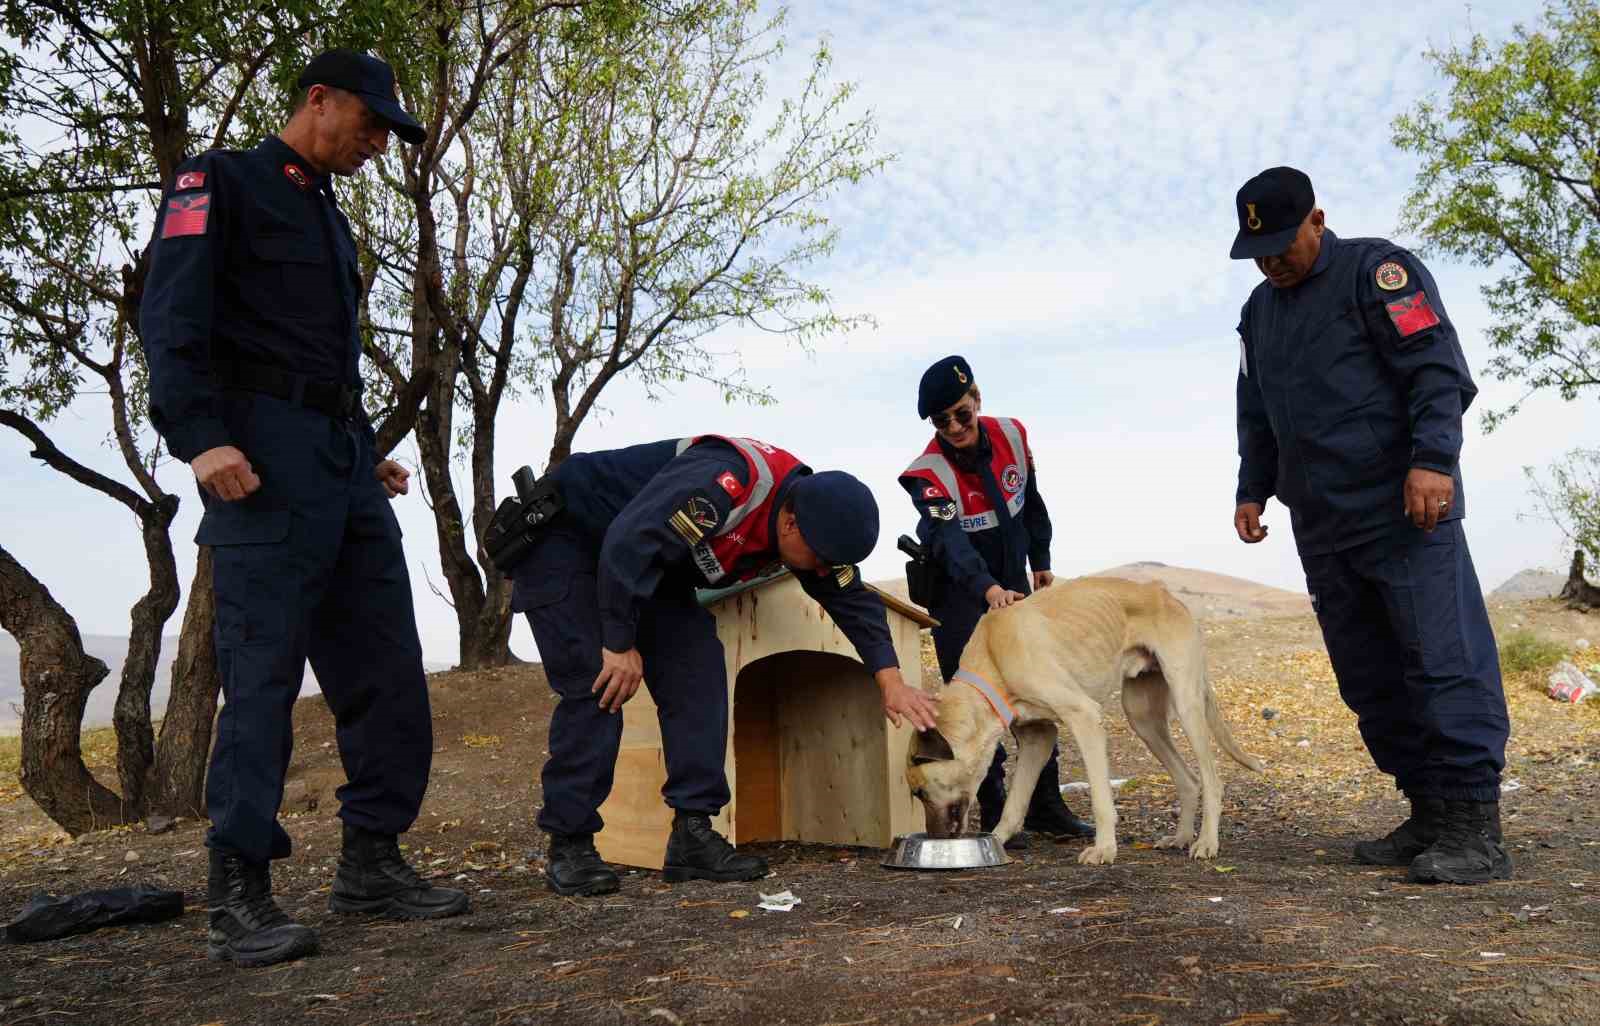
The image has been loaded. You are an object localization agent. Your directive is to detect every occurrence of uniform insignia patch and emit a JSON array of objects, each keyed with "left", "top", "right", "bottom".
[
  {"left": 175, "top": 171, "right": 206, "bottom": 191},
  {"left": 160, "top": 194, "right": 210, "bottom": 238},
  {"left": 834, "top": 565, "right": 856, "bottom": 588},
  {"left": 717, "top": 471, "right": 741, "bottom": 498},
  {"left": 1375, "top": 261, "right": 1408, "bottom": 291},
  {"left": 1001, "top": 464, "right": 1023, "bottom": 493},
  {"left": 685, "top": 495, "right": 719, "bottom": 531},
  {"left": 921, "top": 485, "right": 943, "bottom": 500},
  {"left": 669, "top": 507, "right": 705, "bottom": 545},
  {"left": 954, "top": 366, "right": 968, "bottom": 384},
  {"left": 929, "top": 502, "right": 957, "bottom": 521},
  {"left": 1385, "top": 292, "right": 1440, "bottom": 338},
  {"left": 284, "top": 163, "right": 312, "bottom": 190}
]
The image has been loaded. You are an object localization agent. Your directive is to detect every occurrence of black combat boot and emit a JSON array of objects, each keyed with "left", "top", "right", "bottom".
[
  {"left": 1353, "top": 793, "right": 1440, "bottom": 866},
  {"left": 663, "top": 812, "right": 767, "bottom": 882},
  {"left": 545, "top": 833, "right": 621, "bottom": 897},
  {"left": 1408, "top": 800, "right": 1512, "bottom": 885},
  {"left": 207, "top": 849, "right": 318, "bottom": 967},
  {"left": 1022, "top": 794, "right": 1095, "bottom": 840},
  {"left": 329, "top": 823, "right": 470, "bottom": 918}
]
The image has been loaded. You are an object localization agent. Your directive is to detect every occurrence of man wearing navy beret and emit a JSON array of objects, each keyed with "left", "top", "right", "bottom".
[{"left": 506, "top": 435, "right": 940, "bottom": 896}]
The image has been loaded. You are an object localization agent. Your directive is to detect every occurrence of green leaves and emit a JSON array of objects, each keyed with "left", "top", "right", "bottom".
[{"left": 1393, "top": 0, "right": 1600, "bottom": 429}]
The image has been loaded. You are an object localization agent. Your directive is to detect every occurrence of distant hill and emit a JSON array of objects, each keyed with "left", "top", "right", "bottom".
[
  {"left": 1, "top": 633, "right": 448, "bottom": 733},
  {"left": 873, "top": 560, "right": 1310, "bottom": 621},
  {"left": 1087, "top": 561, "right": 1310, "bottom": 620},
  {"left": 1490, "top": 568, "right": 1567, "bottom": 602}
]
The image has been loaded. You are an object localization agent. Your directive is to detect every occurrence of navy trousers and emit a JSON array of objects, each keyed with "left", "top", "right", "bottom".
[
  {"left": 1301, "top": 521, "right": 1507, "bottom": 802},
  {"left": 514, "top": 523, "right": 729, "bottom": 838},
  {"left": 931, "top": 593, "right": 1068, "bottom": 818},
  {"left": 201, "top": 395, "right": 432, "bottom": 861}
]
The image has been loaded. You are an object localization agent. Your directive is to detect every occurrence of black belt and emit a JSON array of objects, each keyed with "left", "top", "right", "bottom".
[{"left": 223, "top": 362, "right": 359, "bottom": 420}]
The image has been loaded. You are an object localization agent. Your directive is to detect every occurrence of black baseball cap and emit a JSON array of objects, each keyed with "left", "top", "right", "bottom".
[
  {"left": 1229, "top": 166, "right": 1315, "bottom": 259},
  {"left": 297, "top": 49, "right": 425, "bottom": 145}
]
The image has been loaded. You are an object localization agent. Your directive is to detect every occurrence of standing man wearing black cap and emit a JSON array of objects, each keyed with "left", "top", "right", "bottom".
[
  {"left": 1228, "top": 167, "right": 1511, "bottom": 885},
  {"left": 503, "top": 436, "right": 940, "bottom": 897},
  {"left": 898, "top": 357, "right": 1092, "bottom": 845},
  {"left": 140, "top": 50, "right": 467, "bottom": 967}
]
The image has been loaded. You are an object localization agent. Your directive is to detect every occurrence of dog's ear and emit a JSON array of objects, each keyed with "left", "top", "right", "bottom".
[{"left": 911, "top": 727, "right": 955, "bottom": 764}]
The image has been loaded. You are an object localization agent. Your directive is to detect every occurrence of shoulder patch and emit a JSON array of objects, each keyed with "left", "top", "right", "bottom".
[
  {"left": 929, "top": 501, "right": 958, "bottom": 522},
  {"left": 716, "top": 471, "right": 742, "bottom": 498},
  {"left": 1385, "top": 292, "right": 1440, "bottom": 338},
  {"left": 284, "top": 163, "right": 312, "bottom": 191},
  {"left": 174, "top": 170, "right": 206, "bottom": 191},
  {"left": 1374, "top": 261, "right": 1408, "bottom": 291},
  {"left": 160, "top": 194, "right": 210, "bottom": 238},
  {"left": 921, "top": 484, "right": 944, "bottom": 501},
  {"left": 669, "top": 494, "right": 720, "bottom": 546}
]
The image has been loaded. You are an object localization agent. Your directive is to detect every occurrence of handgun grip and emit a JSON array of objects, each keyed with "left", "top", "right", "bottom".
[{"left": 511, "top": 466, "right": 537, "bottom": 502}]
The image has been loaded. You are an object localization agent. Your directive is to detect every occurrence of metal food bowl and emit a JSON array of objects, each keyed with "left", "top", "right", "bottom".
[{"left": 881, "top": 832, "right": 1010, "bottom": 870}]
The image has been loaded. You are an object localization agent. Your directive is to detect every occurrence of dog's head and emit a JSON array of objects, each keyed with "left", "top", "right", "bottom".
[{"left": 904, "top": 727, "right": 973, "bottom": 838}]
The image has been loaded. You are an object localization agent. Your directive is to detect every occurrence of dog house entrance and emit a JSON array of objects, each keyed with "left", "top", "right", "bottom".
[{"left": 733, "top": 650, "right": 891, "bottom": 848}]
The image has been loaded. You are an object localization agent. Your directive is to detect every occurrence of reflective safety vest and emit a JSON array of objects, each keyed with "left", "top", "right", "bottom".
[
  {"left": 676, "top": 434, "right": 805, "bottom": 584},
  {"left": 899, "top": 417, "right": 1030, "bottom": 534}
]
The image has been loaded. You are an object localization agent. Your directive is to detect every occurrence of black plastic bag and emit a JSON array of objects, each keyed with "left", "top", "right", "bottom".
[{"left": 2, "top": 883, "right": 184, "bottom": 943}]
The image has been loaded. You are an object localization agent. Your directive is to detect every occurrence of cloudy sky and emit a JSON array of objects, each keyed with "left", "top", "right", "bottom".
[{"left": 3, "top": 0, "right": 1591, "bottom": 671}]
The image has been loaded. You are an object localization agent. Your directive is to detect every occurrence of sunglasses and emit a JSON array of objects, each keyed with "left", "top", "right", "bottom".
[{"left": 931, "top": 405, "right": 976, "bottom": 431}]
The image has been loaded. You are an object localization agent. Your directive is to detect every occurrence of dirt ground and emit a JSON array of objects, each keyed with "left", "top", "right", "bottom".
[{"left": 3, "top": 597, "right": 1599, "bottom": 1026}]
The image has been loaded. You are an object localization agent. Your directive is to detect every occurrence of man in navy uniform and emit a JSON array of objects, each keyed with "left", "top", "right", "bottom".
[
  {"left": 509, "top": 437, "right": 940, "bottom": 896},
  {"left": 1229, "top": 166, "right": 1511, "bottom": 884},
  {"left": 141, "top": 50, "right": 467, "bottom": 967}
]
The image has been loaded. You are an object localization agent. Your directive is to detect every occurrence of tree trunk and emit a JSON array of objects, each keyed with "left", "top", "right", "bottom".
[
  {"left": 0, "top": 545, "right": 133, "bottom": 834},
  {"left": 1561, "top": 550, "right": 1600, "bottom": 612},
  {"left": 148, "top": 548, "right": 221, "bottom": 819},
  {"left": 113, "top": 494, "right": 181, "bottom": 813}
]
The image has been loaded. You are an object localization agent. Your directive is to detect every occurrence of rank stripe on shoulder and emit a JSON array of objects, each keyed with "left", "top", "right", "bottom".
[{"left": 669, "top": 510, "right": 705, "bottom": 545}]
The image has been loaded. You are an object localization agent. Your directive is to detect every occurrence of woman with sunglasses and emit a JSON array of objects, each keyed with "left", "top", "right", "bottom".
[{"left": 898, "top": 355, "right": 1091, "bottom": 843}]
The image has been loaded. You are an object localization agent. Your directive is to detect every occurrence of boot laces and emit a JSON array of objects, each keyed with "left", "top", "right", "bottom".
[
  {"left": 221, "top": 859, "right": 290, "bottom": 929},
  {"left": 683, "top": 816, "right": 737, "bottom": 859},
  {"left": 372, "top": 834, "right": 425, "bottom": 888}
]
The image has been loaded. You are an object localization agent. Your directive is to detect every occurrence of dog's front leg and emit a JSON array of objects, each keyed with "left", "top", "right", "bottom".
[
  {"left": 1060, "top": 707, "right": 1118, "bottom": 865},
  {"left": 991, "top": 721, "right": 1057, "bottom": 843}
]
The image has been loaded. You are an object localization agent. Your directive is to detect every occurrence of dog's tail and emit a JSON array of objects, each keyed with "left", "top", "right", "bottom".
[{"left": 1204, "top": 674, "right": 1266, "bottom": 773}]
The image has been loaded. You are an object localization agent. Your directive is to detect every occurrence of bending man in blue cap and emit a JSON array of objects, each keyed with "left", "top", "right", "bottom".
[{"left": 507, "top": 435, "right": 940, "bottom": 896}]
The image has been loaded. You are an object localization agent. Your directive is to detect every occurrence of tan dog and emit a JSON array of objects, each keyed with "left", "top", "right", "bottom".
[{"left": 906, "top": 577, "right": 1264, "bottom": 864}]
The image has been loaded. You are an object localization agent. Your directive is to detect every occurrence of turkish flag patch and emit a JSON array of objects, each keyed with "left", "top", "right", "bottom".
[
  {"left": 160, "top": 194, "right": 210, "bottom": 238},
  {"left": 716, "top": 471, "right": 741, "bottom": 498},
  {"left": 922, "top": 485, "right": 945, "bottom": 500},
  {"left": 174, "top": 171, "right": 206, "bottom": 191},
  {"left": 1384, "top": 291, "right": 1440, "bottom": 338}
]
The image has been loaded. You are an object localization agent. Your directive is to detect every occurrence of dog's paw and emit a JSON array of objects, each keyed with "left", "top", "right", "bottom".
[
  {"left": 1077, "top": 843, "right": 1117, "bottom": 866},
  {"left": 1187, "top": 835, "right": 1219, "bottom": 860},
  {"left": 1153, "top": 832, "right": 1195, "bottom": 851}
]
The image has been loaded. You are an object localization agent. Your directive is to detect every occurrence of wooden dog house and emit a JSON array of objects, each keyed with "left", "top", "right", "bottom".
[{"left": 595, "top": 572, "right": 936, "bottom": 869}]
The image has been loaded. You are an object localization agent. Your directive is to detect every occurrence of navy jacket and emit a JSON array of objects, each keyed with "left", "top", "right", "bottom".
[
  {"left": 516, "top": 438, "right": 900, "bottom": 673},
  {"left": 140, "top": 136, "right": 375, "bottom": 463},
  {"left": 1235, "top": 231, "right": 1477, "bottom": 555}
]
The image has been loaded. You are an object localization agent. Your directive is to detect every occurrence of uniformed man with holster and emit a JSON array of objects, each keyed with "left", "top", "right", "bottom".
[
  {"left": 492, "top": 437, "right": 939, "bottom": 896},
  {"left": 1229, "top": 166, "right": 1511, "bottom": 885},
  {"left": 140, "top": 50, "right": 467, "bottom": 968}
]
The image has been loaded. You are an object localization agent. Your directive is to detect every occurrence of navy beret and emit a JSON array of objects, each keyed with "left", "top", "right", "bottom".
[
  {"left": 917, "top": 355, "right": 975, "bottom": 419},
  {"left": 790, "top": 470, "right": 880, "bottom": 566}
]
